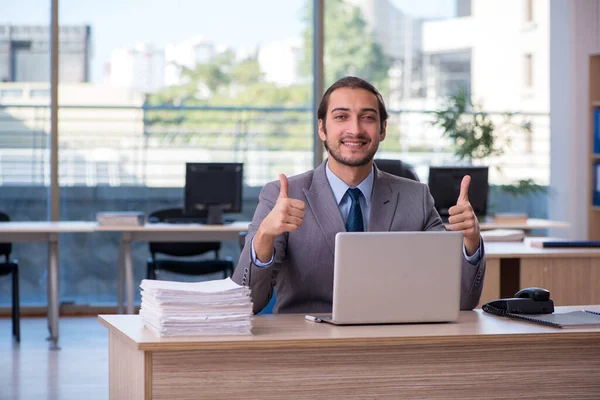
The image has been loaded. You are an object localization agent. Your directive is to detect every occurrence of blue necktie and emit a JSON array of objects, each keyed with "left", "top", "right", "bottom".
[{"left": 345, "top": 188, "right": 364, "bottom": 232}]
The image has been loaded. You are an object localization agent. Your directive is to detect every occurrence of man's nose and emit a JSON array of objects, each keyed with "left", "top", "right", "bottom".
[{"left": 345, "top": 117, "right": 361, "bottom": 134}]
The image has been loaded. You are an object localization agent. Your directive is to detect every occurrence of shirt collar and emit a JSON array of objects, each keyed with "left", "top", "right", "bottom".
[{"left": 325, "top": 160, "right": 374, "bottom": 206}]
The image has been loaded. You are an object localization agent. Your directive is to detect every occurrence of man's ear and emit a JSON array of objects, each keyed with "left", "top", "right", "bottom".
[
  {"left": 379, "top": 120, "right": 387, "bottom": 142},
  {"left": 318, "top": 119, "right": 327, "bottom": 141}
]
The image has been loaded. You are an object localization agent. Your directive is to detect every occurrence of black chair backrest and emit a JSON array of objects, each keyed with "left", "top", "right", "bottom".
[
  {"left": 148, "top": 208, "right": 220, "bottom": 257},
  {"left": 0, "top": 211, "right": 11, "bottom": 259},
  {"left": 375, "top": 159, "right": 420, "bottom": 182}
]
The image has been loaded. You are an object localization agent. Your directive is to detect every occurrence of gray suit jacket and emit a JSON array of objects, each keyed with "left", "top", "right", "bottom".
[{"left": 232, "top": 161, "right": 486, "bottom": 314}]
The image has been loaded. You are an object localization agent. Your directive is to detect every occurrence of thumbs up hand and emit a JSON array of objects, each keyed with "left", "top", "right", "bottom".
[
  {"left": 448, "top": 175, "right": 481, "bottom": 255},
  {"left": 258, "top": 174, "right": 306, "bottom": 239}
]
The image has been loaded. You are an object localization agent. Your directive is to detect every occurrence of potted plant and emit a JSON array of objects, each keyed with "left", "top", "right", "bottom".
[{"left": 430, "top": 88, "right": 547, "bottom": 219}]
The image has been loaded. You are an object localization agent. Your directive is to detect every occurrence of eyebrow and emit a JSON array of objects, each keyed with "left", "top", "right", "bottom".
[{"left": 330, "top": 107, "right": 378, "bottom": 114}]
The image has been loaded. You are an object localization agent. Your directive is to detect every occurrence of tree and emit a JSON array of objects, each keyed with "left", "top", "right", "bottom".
[
  {"left": 149, "top": 51, "right": 308, "bottom": 108},
  {"left": 151, "top": 0, "right": 391, "bottom": 107},
  {"left": 146, "top": 51, "right": 312, "bottom": 151},
  {"left": 299, "top": 0, "right": 393, "bottom": 89},
  {"left": 146, "top": 0, "right": 393, "bottom": 151}
]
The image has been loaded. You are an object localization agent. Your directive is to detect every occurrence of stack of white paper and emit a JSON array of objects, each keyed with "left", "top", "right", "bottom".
[
  {"left": 139, "top": 278, "right": 253, "bottom": 337},
  {"left": 481, "top": 229, "right": 525, "bottom": 242}
]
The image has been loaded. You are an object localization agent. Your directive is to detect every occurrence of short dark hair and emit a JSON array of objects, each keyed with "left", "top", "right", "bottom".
[{"left": 317, "top": 76, "right": 389, "bottom": 123}]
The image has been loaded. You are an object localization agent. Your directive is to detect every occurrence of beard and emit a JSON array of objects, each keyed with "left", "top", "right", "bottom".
[{"left": 322, "top": 125, "right": 379, "bottom": 167}]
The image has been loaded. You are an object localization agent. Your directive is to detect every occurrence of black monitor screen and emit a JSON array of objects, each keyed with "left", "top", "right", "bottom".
[
  {"left": 184, "top": 162, "right": 243, "bottom": 223},
  {"left": 427, "top": 166, "right": 489, "bottom": 218}
]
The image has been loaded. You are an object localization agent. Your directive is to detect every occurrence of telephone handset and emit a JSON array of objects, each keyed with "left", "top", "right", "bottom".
[{"left": 482, "top": 287, "right": 555, "bottom": 316}]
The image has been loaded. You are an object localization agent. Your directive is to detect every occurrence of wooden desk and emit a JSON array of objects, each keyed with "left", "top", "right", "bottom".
[
  {"left": 481, "top": 242, "right": 600, "bottom": 307},
  {"left": 0, "top": 221, "right": 96, "bottom": 347},
  {"left": 95, "top": 222, "right": 251, "bottom": 314},
  {"left": 100, "top": 307, "right": 600, "bottom": 400}
]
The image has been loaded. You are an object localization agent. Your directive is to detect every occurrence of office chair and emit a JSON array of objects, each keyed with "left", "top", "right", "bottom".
[
  {"left": 374, "top": 159, "right": 420, "bottom": 182},
  {"left": 0, "top": 211, "right": 20, "bottom": 342},
  {"left": 146, "top": 208, "right": 234, "bottom": 280}
]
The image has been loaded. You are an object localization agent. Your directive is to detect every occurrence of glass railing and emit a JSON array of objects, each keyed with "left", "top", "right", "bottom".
[{"left": 0, "top": 104, "right": 549, "bottom": 187}]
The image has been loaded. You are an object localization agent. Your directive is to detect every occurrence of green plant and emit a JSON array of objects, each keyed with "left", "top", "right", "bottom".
[
  {"left": 431, "top": 88, "right": 546, "bottom": 199},
  {"left": 431, "top": 88, "right": 505, "bottom": 162},
  {"left": 494, "top": 179, "right": 548, "bottom": 199}
]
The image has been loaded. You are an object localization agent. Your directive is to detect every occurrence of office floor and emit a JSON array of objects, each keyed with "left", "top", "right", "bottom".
[{"left": 0, "top": 317, "right": 108, "bottom": 400}]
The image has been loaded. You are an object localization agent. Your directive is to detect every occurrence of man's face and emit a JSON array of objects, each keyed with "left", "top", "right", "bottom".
[{"left": 318, "top": 87, "right": 386, "bottom": 167}]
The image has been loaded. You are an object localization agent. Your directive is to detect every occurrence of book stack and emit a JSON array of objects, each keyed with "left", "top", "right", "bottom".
[
  {"left": 492, "top": 213, "right": 528, "bottom": 224},
  {"left": 139, "top": 278, "right": 253, "bottom": 337},
  {"left": 96, "top": 211, "right": 145, "bottom": 226}
]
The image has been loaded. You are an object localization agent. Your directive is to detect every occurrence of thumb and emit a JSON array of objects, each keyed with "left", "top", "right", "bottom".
[
  {"left": 279, "top": 174, "right": 289, "bottom": 199},
  {"left": 457, "top": 175, "right": 471, "bottom": 204}
]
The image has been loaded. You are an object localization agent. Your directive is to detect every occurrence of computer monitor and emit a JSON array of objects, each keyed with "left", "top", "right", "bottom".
[
  {"left": 184, "top": 162, "right": 243, "bottom": 224},
  {"left": 427, "top": 166, "right": 489, "bottom": 219}
]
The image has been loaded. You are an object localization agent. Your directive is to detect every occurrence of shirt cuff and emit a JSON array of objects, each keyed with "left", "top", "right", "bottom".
[
  {"left": 463, "top": 237, "right": 482, "bottom": 266},
  {"left": 251, "top": 237, "right": 275, "bottom": 268}
]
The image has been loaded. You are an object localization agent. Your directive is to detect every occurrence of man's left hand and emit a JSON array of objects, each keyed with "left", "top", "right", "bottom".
[{"left": 448, "top": 175, "right": 481, "bottom": 256}]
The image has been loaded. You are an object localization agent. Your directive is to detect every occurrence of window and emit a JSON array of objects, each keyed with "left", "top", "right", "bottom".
[
  {"left": 0, "top": 1, "right": 50, "bottom": 308},
  {"left": 0, "top": 89, "right": 24, "bottom": 98},
  {"left": 55, "top": 0, "right": 311, "bottom": 304},
  {"left": 30, "top": 89, "right": 50, "bottom": 97}
]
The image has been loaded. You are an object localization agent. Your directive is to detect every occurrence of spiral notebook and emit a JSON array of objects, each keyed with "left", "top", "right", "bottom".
[
  {"left": 529, "top": 240, "right": 600, "bottom": 248},
  {"left": 506, "top": 310, "right": 600, "bottom": 328}
]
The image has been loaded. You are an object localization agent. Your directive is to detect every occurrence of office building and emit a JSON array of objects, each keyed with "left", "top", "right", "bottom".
[
  {"left": 0, "top": 24, "right": 91, "bottom": 83},
  {"left": 257, "top": 37, "right": 303, "bottom": 86},
  {"left": 164, "top": 35, "right": 221, "bottom": 87},
  {"left": 422, "top": 0, "right": 549, "bottom": 113},
  {"left": 416, "top": 0, "right": 550, "bottom": 186},
  {"left": 347, "top": 0, "right": 424, "bottom": 101},
  {"left": 106, "top": 42, "right": 165, "bottom": 93}
]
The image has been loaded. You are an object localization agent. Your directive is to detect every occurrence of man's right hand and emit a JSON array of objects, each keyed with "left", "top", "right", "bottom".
[{"left": 254, "top": 174, "right": 305, "bottom": 262}]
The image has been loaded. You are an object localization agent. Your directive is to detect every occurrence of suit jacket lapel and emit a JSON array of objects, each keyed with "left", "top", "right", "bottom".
[
  {"left": 303, "top": 162, "right": 346, "bottom": 256},
  {"left": 369, "top": 167, "right": 399, "bottom": 232}
]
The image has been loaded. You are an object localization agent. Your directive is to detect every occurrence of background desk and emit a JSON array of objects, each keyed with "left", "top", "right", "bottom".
[
  {"left": 95, "top": 222, "right": 251, "bottom": 314},
  {"left": 100, "top": 306, "right": 600, "bottom": 400},
  {"left": 481, "top": 242, "right": 600, "bottom": 307},
  {"left": 0, "top": 221, "right": 96, "bottom": 347},
  {"left": 465, "top": 218, "right": 568, "bottom": 232}
]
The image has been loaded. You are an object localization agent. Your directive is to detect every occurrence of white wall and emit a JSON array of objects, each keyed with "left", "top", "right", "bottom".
[{"left": 549, "top": 0, "right": 600, "bottom": 239}]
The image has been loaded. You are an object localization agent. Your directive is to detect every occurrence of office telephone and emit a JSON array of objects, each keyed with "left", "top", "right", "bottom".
[{"left": 482, "top": 287, "right": 555, "bottom": 316}]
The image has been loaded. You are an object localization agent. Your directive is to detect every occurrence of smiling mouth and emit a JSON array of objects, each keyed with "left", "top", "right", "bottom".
[{"left": 341, "top": 140, "right": 368, "bottom": 149}]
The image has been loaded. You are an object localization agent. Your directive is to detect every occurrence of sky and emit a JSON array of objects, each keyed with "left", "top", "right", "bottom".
[{"left": 0, "top": 0, "right": 455, "bottom": 84}]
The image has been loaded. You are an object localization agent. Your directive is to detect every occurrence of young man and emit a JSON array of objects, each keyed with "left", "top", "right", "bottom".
[{"left": 232, "top": 76, "right": 485, "bottom": 314}]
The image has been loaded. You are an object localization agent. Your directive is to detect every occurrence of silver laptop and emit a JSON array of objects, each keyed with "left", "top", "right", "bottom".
[{"left": 306, "top": 231, "right": 463, "bottom": 325}]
